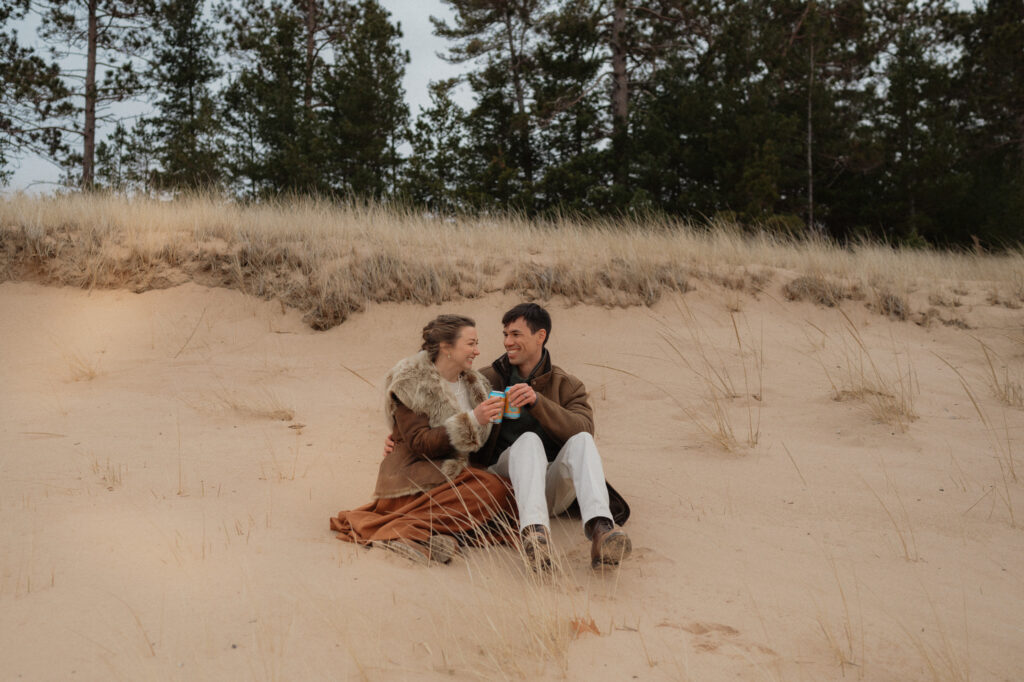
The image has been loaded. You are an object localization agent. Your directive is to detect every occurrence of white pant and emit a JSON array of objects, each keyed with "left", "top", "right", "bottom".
[{"left": 488, "top": 431, "right": 612, "bottom": 533}]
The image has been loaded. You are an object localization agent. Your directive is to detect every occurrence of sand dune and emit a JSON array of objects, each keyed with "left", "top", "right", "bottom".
[{"left": 1, "top": 278, "right": 1022, "bottom": 680}]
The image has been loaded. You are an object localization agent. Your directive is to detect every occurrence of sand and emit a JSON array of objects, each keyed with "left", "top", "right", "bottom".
[{"left": 1, "top": 278, "right": 1022, "bottom": 680}]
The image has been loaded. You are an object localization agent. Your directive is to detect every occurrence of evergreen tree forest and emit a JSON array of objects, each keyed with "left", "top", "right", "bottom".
[{"left": 2, "top": 0, "right": 1022, "bottom": 247}]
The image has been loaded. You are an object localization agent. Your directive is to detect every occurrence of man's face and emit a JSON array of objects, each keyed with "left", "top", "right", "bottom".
[{"left": 503, "top": 317, "right": 546, "bottom": 371}]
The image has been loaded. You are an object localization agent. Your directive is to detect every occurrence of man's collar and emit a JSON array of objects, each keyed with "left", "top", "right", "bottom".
[{"left": 494, "top": 348, "right": 551, "bottom": 382}]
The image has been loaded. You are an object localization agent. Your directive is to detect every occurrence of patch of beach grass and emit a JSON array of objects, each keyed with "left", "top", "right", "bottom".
[
  {"left": 3, "top": 193, "right": 1023, "bottom": 331},
  {"left": 815, "top": 312, "right": 918, "bottom": 431},
  {"left": 209, "top": 386, "right": 295, "bottom": 422},
  {"left": 978, "top": 341, "right": 1024, "bottom": 409},
  {"left": 935, "top": 352, "right": 1018, "bottom": 528},
  {"left": 814, "top": 548, "right": 865, "bottom": 678}
]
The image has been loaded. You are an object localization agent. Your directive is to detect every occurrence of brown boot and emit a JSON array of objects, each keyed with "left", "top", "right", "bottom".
[
  {"left": 588, "top": 517, "right": 632, "bottom": 569},
  {"left": 521, "top": 524, "right": 552, "bottom": 572}
]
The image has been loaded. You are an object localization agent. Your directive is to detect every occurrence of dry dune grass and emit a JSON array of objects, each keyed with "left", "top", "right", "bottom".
[
  {"left": 2, "top": 193, "right": 1022, "bottom": 330},
  {"left": 813, "top": 312, "right": 920, "bottom": 431}
]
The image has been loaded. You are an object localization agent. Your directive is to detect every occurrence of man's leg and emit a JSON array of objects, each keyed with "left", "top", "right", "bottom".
[
  {"left": 545, "top": 432, "right": 631, "bottom": 568},
  {"left": 487, "top": 432, "right": 550, "bottom": 532},
  {"left": 488, "top": 432, "right": 552, "bottom": 570},
  {"left": 545, "top": 432, "right": 612, "bottom": 534}
]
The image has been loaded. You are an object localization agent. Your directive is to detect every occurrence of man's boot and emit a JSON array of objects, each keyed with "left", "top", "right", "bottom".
[
  {"left": 521, "top": 524, "right": 552, "bottom": 572},
  {"left": 588, "top": 517, "right": 632, "bottom": 569}
]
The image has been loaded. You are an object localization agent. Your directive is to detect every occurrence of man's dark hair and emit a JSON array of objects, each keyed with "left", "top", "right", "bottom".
[{"left": 502, "top": 303, "right": 552, "bottom": 346}]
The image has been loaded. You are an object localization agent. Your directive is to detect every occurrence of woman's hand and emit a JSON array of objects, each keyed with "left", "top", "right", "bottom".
[{"left": 473, "top": 395, "right": 505, "bottom": 425}]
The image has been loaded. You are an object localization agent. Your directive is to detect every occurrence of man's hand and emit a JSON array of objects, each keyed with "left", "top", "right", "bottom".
[
  {"left": 506, "top": 383, "right": 537, "bottom": 408},
  {"left": 383, "top": 434, "right": 396, "bottom": 458},
  {"left": 474, "top": 395, "right": 505, "bottom": 425}
]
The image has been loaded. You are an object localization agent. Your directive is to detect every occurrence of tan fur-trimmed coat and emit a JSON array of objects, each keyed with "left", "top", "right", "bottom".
[{"left": 373, "top": 351, "right": 493, "bottom": 499}]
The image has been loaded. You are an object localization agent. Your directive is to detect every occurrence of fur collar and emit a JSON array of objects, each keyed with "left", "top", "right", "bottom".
[{"left": 384, "top": 350, "right": 492, "bottom": 455}]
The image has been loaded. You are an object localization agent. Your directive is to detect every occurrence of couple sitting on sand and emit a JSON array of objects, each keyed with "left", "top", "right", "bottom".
[{"left": 330, "top": 303, "right": 631, "bottom": 571}]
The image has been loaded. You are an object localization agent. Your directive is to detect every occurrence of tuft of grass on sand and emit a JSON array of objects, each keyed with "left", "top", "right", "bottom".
[
  {"left": 891, "top": 585, "right": 972, "bottom": 682},
  {"left": 978, "top": 341, "right": 1024, "bottom": 410},
  {"left": 783, "top": 274, "right": 860, "bottom": 307},
  {"left": 815, "top": 312, "right": 918, "bottom": 432},
  {"left": 814, "top": 548, "right": 865, "bottom": 677},
  {"left": 210, "top": 387, "right": 295, "bottom": 422},
  {"left": 64, "top": 350, "right": 102, "bottom": 382},
  {"left": 935, "top": 351, "right": 1018, "bottom": 528},
  {"left": 654, "top": 299, "right": 763, "bottom": 451}
]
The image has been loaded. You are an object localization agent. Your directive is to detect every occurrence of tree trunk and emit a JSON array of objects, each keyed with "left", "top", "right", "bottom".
[
  {"left": 1018, "top": 111, "right": 1024, "bottom": 169},
  {"left": 807, "top": 41, "right": 814, "bottom": 232},
  {"left": 610, "top": 0, "right": 628, "bottom": 186},
  {"left": 304, "top": 0, "right": 316, "bottom": 111},
  {"left": 503, "top": 7, "right": 531, "bottom": 185},
  {"left": 83, "top": 0, "right": 98, "bottom": 189}
]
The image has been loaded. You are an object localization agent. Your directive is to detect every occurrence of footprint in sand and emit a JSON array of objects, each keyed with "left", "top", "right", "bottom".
[
  {"left": 630, "top": 546, "right": 673, "bottom": 563},
  {"left": 658, "top": 620, "right": 777, "bottom": 657}
]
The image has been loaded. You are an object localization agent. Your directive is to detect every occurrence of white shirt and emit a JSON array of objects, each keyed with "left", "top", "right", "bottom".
[{"left": 446, "top": 377, "right": 476, "bottom": 422}]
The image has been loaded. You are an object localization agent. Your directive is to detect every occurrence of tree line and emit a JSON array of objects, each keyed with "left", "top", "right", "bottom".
[{"left": 2, "top": 0, "right": 1022, "bottom": 247}]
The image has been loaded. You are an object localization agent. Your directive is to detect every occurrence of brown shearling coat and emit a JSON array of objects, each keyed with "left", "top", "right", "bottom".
[{"left": 373, "top": 351, "right": 493, "bottom": 499}]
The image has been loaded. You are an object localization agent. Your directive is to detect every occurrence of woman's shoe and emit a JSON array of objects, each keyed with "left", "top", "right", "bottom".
[
  {"left": 372, "top": 537, "right": 453, "bottom": 565},
  {"left": 427, "top": 534, "right": 458, "bottom": 563}
]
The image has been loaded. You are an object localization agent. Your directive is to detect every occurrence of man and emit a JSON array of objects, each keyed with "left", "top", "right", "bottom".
[{"left": 472, "top": 303, "right": 630, "bottom": 571}]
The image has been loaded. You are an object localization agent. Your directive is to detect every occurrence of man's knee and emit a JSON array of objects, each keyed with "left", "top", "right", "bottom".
[
  {"left": 566, "top": 432, "right": 596, "bottom": 448},
  {"left": 510, "top": 432, "right": 546, "bottom": 461},
  {"left": 565, "top": 432, "right": 599, "bottom": 457}
]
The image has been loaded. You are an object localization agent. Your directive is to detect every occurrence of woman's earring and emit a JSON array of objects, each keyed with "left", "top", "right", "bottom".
[{"left": 448, "top": 353, "right": 452, "bottom": 360}]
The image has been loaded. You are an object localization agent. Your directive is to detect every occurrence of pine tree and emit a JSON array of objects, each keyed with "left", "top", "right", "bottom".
[
  {"left": 531, "top": 0, "right": 607, "bottom": 212},
  {"left": 147, "top": 0, "right": 223, "bottom": 192},
  {"left": 862, "top": 0, "right": 966, "bottom": 244},
  {"left": 36, "top": 0, "right": 153, "bottom": 189},
  {"left": 0, "top": 0, "right": 72, "bottom": 185},
  {"left": 954, "top": 0, "right": 1024, "bottom": 245},
  {"left": 220, "top": 0, "right": 349, "bottom": 195},
  {"left": 94, "top": 118, "right": 158, "bottom": 191},
  {"left": 760, "top": 0, "right": 882, "bottom": 236},
  {"left": 402, "top": 78, "right": 469, "bottom": 213},
  {"left": 320, "top": 0, "right": 408, "bottom": 199},
  {"left": 434, "top": 0, "right": 548, "bottom": 210}
]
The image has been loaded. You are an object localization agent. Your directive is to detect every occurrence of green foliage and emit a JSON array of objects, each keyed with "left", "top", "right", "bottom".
[
  {"left": 401, "top": 79, "right": 469, "bottom": 213},
  {"left": 434, "top": 0, "right": 548, "bottom": 210},
  {"left": 0, "top": 0, "right": 72, "bottom": 185},
  {"left": 220, "top": 0, "right": 332, "bottom": 196},
  {"left": 148, "top": 0, "right": 224, "bottom": 192},
  {"left": 36, "top": 0, "right": 154, "bottom": 189},
  {"left": 4, "top": 0, "right": 1022, "bottom": 247},
  {"left": 218, "top": 0, "right": 407, "bottom": 199},
  {"left": 320, "top": 0, "right": 409, "bottom": 199},
  {"left": 95, "top": 120, "right": 158, "bottom": 191}
]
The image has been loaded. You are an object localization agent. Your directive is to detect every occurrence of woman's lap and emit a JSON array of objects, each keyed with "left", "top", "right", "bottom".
[{"left": 330, "top": 467, "right": 516, "bottom": 545}]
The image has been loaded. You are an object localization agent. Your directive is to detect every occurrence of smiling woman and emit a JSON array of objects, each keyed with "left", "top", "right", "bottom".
[{"left": 330, "top": 313, "right": 515, "bottom": 564}]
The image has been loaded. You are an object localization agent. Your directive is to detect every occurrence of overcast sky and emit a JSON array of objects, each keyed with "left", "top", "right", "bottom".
[{"left": 6, "top": 0, "right": 460, "bottom": 192}]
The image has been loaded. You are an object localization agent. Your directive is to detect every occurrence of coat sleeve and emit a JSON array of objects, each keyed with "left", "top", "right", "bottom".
[
  {"left": 391, "top": 399, "right": 457, "bottom": 461},
  {"left": 527, "top": 373, "right": 595, "bottom": 442}
]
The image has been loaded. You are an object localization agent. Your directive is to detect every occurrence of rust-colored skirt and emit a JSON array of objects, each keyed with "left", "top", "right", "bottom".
[{"left": 330, "top": 467, "right": 517, "bottom": 546}]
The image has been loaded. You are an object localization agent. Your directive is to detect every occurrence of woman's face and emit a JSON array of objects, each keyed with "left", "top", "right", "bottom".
[{"left": 442, "top": 326, "right": 480, "bottom": 372}]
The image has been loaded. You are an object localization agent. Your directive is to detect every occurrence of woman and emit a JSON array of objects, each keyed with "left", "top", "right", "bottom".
[{"left": 330, "top": 314, "right": 516, "bottom": 564}]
